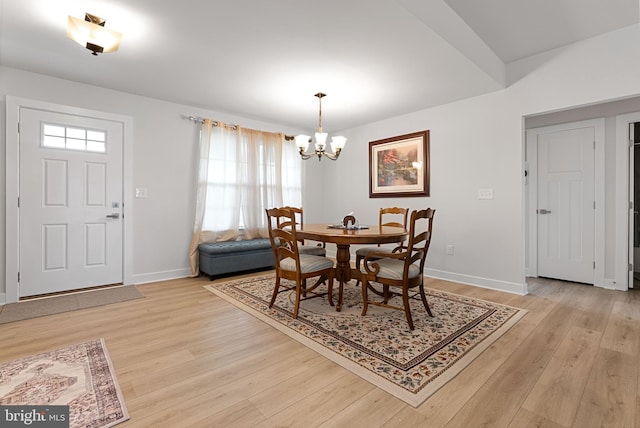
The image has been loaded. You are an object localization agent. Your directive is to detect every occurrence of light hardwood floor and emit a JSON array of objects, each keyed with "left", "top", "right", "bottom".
[{"left": 1, "top": 272, "right": 639, "bottom": 427}]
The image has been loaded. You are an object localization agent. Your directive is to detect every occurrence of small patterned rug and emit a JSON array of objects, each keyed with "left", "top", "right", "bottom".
[
  {"left": 0, "top": 339, "right": 129, "bottom": 428},
  {"left": 205, "top": 274, "right": 527, "bottom": 407}
]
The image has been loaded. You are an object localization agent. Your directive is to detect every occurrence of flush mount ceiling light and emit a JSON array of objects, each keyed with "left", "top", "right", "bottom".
[
  {"left": 295, "top": 93, "right": 346, "bottom": 161},
  {"left": 67, "top": 13, "right": 122, "bottom": 56}
]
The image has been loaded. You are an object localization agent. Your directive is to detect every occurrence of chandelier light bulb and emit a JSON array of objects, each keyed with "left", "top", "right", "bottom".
[{"left": 295, "top": 135, "right": 310, "bottom": 151}]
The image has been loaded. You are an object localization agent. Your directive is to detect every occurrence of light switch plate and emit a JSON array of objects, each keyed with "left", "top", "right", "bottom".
[{"left": 135, "top": 188, "right": 148, "bottom": 198}]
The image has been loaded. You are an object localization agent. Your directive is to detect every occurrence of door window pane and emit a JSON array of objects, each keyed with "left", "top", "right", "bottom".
[{"left": 42, "top": 123, "right": 106, "bottom": 153}]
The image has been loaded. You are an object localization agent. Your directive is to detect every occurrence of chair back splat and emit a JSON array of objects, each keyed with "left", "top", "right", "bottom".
[
  {"left": 355, "top": 207, "right": 409, "bottom": 286},
  {"left": 280, "top": 206, "right": 326, "bottom": 256},
  {"left": 360, "top": 208, "right": 435, "bottom": 330},
  {"left": 265, "top": 207, "right": 335, "bottom": 318},
  {"left": 379, "top": 206, "right": 409, "bottom": 229}
]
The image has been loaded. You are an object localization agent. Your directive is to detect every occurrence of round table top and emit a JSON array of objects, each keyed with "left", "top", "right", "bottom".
[{"left": 297, "top": 224, "right": 408, "bottom": 245}]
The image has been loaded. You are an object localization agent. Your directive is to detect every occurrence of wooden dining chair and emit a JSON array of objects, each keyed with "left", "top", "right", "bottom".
[
  {"left": 265, "top": 207, "right": 335, "bottom": 318},
  {"left": 280, "top": 206, "right": 327, "bottom": 256},
  {"left": 354, "top": 207, "right": 408, "bottom": 286},
  {"left": 360, "top": 208, "right": 435, "bottom": 330}
]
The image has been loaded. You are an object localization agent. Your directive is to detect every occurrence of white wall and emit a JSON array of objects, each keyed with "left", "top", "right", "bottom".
[
  {"left": 0, "top": 66, "right": 301, "bottom": 301},
  {"left": 304, "top": 90, "right": 525, "bottom": 293},
  {"left": 303, "top": 25, "right": 640, "bottom": 294}
]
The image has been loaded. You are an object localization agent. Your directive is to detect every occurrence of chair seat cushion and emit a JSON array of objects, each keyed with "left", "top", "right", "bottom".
[
  {"left": 356, "top": 246, "right": 391, "bottom": 257},
  {"left": 363, "top": 257, "right": 420, "bottom": 280},
  {"left": 280, "top": 254, "right": 333, "bottom": 273},
  {"left": 298, "top": 244, "right": 326, "bottom": 256}
]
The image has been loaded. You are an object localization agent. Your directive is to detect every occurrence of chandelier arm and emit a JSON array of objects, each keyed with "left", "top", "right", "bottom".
[
  {"left": 298, "top": 148, "right": 314, "bottom": 160},
  {"left": 321, "top": 150, "right": 340, "bottom": 161}
]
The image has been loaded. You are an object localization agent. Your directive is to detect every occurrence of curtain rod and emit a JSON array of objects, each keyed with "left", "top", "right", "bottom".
[
  {"left": 185, "top": 114, "right": 295, "bottom": 140},
  {"left": 185, "top": 115, "right": 238, "bottom": 130}
]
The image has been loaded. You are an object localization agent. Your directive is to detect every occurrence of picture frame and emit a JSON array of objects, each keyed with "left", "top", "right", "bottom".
[{"left": 369, "top": 130, "right": 430, "bottom": 198}]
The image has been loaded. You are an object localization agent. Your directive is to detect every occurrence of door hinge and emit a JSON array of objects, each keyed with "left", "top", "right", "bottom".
[
  {"left": 17, "top": 197, "right": 20, "bottom": 208},
  {"left": 593, "top": 140, "right": 596, "bottom": 149},
  {"left": 593, "top": 261, "right": 596, "bottom": 269},
  {"left": 593, "top": 201, "right": 596, "bottom": 210},
  {"left": 629, "top": 263, "right": 633, "bottom": 272},
  {"left": 17, "top": 272, "right": 20, "bottom": 282},
  {"left": 17, "top": 122, "right": 20, "bottom": 134}
]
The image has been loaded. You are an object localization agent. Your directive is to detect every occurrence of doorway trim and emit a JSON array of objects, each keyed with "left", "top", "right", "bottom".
[
  {"left": 5, "top": 96, "right": 134, "bottom": 303},
  {"left": 526, "top": 118, "right": 605, "bottom": 287},
  {"left": 615, "top": 111, "right": 640, "bottom": 290}
]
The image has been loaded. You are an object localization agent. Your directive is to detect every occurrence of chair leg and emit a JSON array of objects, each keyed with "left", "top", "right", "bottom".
[
  {"left": 269, "top": 276, "right": 281, "bottom": 308},
  {"left": 419, "top": 283, "right": 433, "bottom": 317},
  {"left": 402, "top": 287, "right": 415, "bottom": 330},
  {"left": 328, "top": 275, "right": 335, "bottom": 307},
  {"left": 355, "top": 255, "right": 363, "bottom": 286},
  {"left": 361, "top": 277, "right": 369, "bottom": 316},
  {"left": 293, "top": 280, "right": 301, "bottom": 319}
]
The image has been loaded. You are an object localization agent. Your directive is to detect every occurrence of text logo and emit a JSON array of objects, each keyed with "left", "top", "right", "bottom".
[{"left": 1, "top": 406, "right": 69, "bottom": 427}]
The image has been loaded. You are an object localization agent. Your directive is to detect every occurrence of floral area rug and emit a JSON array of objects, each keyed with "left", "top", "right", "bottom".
[
  {"left": 0, "top": 339, "right": 129, "bottom": 428},
  {"left": 205, "top": 274, "right": 527, "bottom": 407}
]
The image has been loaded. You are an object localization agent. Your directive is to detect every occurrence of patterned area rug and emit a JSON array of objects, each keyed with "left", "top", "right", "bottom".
[
  {"left": 205, "top": 274, "right": 527, "bottom": 407},
  {"left": 0, "top": 339, "right": 129, "bottom": 428}
]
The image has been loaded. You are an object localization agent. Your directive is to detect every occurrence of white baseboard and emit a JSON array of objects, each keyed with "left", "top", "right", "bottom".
[
  {"left": 600, "top": 278, "right": 619, "bottom": 290},
  {"left": 423, "top": 268, "right": 527, "bottom": 295},
  {"left": 132, "top": 268, "right": 192, "bottom": 285},
  {"left": 331, "top": 247, "right": 527, "bottom": 295}
]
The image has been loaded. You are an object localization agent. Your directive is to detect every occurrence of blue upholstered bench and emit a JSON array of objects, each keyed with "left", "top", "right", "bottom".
[{"left": 199, "top": 239, "right": 275, "bottom": 279}]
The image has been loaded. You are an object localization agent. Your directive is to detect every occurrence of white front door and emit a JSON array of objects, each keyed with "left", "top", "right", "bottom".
[
  {"left": 536, "top": 126, "right": 595, "bottom": 284},
  {"left": 19, "top": 108, "right": 124, "bottom": 297}
]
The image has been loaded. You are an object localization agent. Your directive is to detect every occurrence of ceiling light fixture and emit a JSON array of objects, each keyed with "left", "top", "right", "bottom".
[
  {"left": 295, "top": 93, "right": 346, "bottom": 161},
  {"left": 67, "top": 13, "right": 122, "bottom": 56}
]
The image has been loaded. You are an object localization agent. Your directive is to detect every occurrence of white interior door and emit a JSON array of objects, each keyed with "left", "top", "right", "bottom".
[
  {"left": 537, "top": 126, "right": 595, "bottom": 284},
  {"left": 19, "top": 108, "right": 123, "bottom": 297}
]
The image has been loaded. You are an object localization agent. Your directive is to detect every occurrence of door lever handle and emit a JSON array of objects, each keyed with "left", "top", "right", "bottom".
[
  {"left": 538, "top": 209, "right": 551, "bottom": 215},
  {"left": 106, "top": 213, "right": 120, "bottom": 219}
]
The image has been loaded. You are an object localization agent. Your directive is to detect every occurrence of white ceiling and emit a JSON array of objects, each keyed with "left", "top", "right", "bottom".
[{"left": 1, "top": 0, "right": 638, "bottom": 132}]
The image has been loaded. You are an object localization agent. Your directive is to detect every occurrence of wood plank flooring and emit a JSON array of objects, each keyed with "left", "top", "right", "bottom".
[{"left": 1, "top": 272, "right": 639, "bottom": 427}]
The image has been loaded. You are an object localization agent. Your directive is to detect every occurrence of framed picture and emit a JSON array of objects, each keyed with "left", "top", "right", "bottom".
[{"left": 369, "top": 130, "right": 430, "bottom": 198}]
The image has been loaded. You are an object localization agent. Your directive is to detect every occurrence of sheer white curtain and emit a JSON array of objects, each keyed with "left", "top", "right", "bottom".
[{"left": 188, "top": 120, "right": 301, "bottom": 275}]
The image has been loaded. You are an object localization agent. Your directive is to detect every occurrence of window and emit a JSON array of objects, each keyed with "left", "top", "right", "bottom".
[
  {"left": 42, "top": 123, "right": 106, "bottom": 153},
  {"left": 198, "top": 125, "right": 301, "bottom": 237}
]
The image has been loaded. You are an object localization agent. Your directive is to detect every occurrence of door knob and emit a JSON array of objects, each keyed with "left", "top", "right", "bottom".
[
  {"left": 538, "top": 209, "right": 551, "bottom": 214},
  {"left": 106, "top": 213, "right": 120, "bottom": 219}
]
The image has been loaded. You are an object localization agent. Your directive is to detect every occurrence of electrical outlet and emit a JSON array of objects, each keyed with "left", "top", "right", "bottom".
[
  {"left": 446, "top": 245, "right": 454, "bottom": 255},
  {"left": 478, "top": 188, "right": 494, "bottom": 200}
]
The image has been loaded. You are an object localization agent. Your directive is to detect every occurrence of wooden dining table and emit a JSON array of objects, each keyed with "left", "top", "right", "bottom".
[{"left": 297, "top": 224, "right": 408, "bottom": 311}]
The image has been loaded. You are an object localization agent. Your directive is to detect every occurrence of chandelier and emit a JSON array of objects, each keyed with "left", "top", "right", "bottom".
[{"left": 295, "top": 93, "right": 346, "bottom": 161}]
